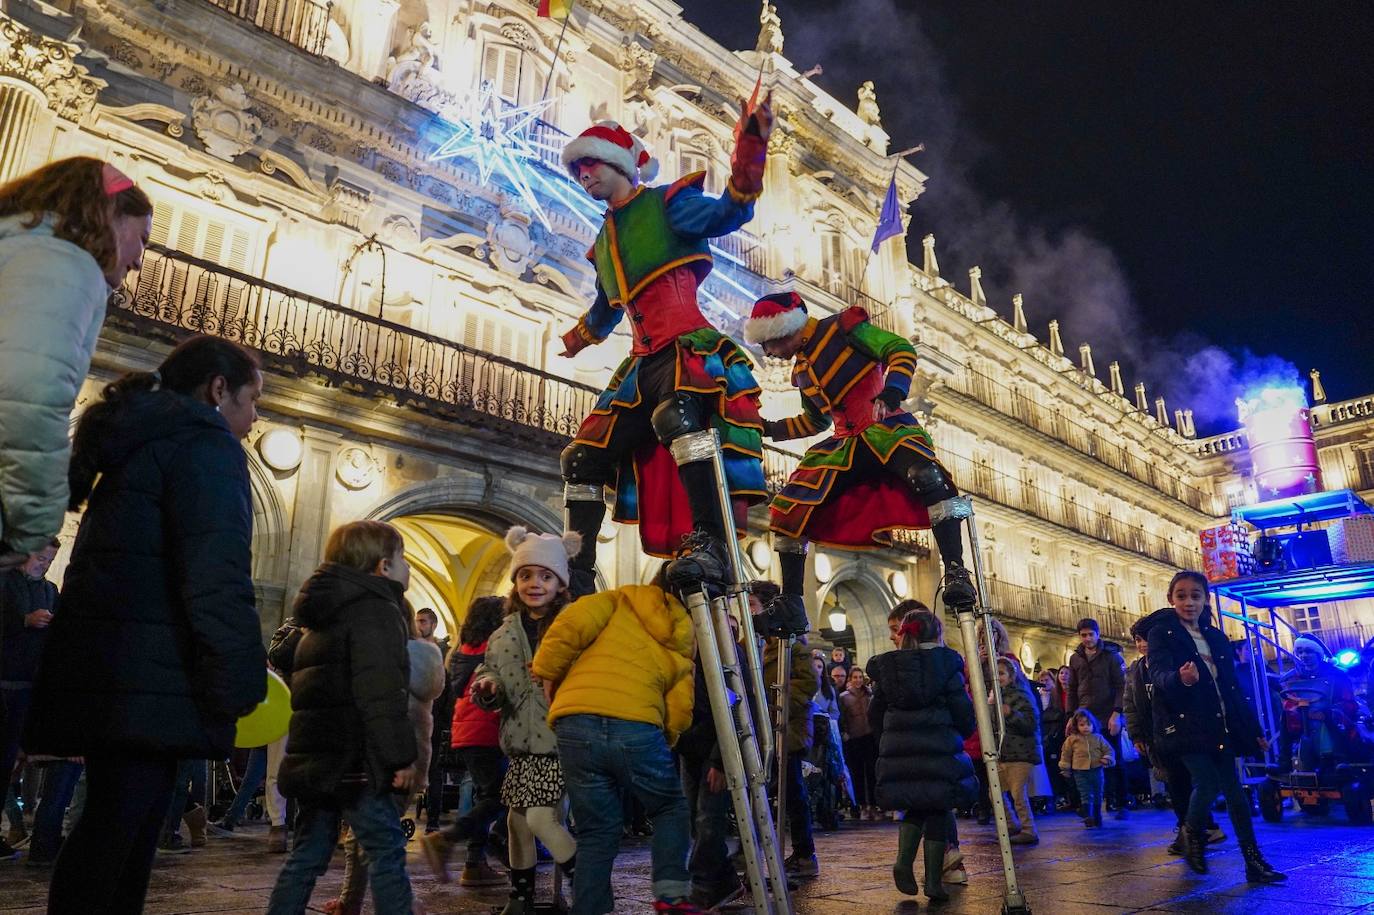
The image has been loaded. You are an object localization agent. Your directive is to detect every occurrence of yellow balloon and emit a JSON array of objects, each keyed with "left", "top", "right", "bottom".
[{"left": 235, "top": 669, "right": 292, "bottom": 748}]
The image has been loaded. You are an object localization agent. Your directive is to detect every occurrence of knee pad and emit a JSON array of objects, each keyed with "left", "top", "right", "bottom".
[
  {"left": 651, "top": 392, "right": 708, "bottom": 446},
  {"left": 905, "top": 459, "right": 959, "bottom": 505},
  {"left": 560, "top": 442, "right": 613, "bottom": 486}
]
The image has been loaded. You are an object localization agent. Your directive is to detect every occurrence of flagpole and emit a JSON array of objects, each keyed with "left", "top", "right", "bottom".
[
  {"left": 540, "top": 5, "right": 574, "bottom": 102},
  {"left": 857, "top": 144, "right": 924, "bottom": 297}
]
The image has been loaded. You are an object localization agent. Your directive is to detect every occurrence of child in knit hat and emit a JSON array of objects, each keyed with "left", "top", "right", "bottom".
[{"left": 465, "top": 528, "right": 580, "bottom": 915}]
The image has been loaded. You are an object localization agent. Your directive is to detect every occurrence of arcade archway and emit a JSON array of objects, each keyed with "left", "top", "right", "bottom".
[{"left": 390, "top": 513, "right": 510, "bottom": 642}]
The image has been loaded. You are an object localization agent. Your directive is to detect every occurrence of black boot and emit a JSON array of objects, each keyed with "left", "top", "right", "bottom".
[
  {"left": 499, "top": 866, "right": 536, "bottom": 915},
  {"left": 665, "top": 529, "right": 732, "bottom": 589},
  {"left": 941, "top": 562, "right": 976, "bottom": 611},
  {"left": 760, "top": 593, "right": 810, "bottom": 637},
  {"left": 922, "top": 838, "right": 949, "bottom": 902},
  {"left": 564, "top": 497, "right": 605, "bottom": 599},
  {"left": 1242, "top": 842, "right": 1286, "bottom": 883},
  {"left": 1183, "top": 826, "right": 1208, "bottom": 874}
]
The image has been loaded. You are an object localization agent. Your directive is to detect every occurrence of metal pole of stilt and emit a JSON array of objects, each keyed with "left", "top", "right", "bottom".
[
  {"left": 773, "top": 635, "right": 794, "bottom": 845},
  {"left": 959, "top": 497, "right": 1032, "bottom": 915}
]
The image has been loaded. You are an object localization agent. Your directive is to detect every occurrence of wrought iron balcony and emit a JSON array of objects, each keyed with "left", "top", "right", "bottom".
[
  {"left": 980, "top": 577, "right": 1135, "bottom": 643},
  {"left": 112, "top": 245, "right": 596, "bottom": 447},
  {"left": 205, "top": 0, "right": 331, "bottom": 56}
]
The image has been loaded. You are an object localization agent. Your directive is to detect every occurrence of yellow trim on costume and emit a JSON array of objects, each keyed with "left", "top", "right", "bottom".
[
  {"left": 726, "top": 179, "right": 761, "bottom": 204},
  {"left": 608, "top": 253, "right": 714, "bottom": 307},
  {"left": 818, "top": 349, "right": 855, "bottom": 388},
  {"left": 603, "top": 211, "right": 632, "bottom": 304}
]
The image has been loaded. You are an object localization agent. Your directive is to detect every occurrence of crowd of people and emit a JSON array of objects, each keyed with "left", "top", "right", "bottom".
[{"left": 1, "top": 155, "right": 1367, "bottom": 915}]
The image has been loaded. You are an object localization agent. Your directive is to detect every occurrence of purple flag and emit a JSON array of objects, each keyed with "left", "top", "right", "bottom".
[{"left": 870, "top": 175, "right": 903, "bottom": 252}]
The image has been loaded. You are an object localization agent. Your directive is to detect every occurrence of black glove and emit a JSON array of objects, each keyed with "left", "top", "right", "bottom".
[{"left": 874, "top": 387, "right": 904, "bottom": 412}]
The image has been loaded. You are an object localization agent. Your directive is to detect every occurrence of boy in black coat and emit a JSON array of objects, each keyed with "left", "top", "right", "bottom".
[{"left": 267, "top": 521, "right": 419, "bottom": 915}]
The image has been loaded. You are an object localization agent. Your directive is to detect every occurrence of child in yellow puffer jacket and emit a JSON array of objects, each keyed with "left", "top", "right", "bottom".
[{"left": 531, "top": 564, "right": 696, "bottom": 915}]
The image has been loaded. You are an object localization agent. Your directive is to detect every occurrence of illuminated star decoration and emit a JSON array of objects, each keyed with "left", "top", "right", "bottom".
[{"left": 430, "top": 81, "right": 574, "bottom": 229}]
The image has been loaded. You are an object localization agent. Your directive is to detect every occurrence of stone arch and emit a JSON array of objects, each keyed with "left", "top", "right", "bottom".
[
  {"left": 819, "top": 560, "right": 896, "bottom": 663},
  {"left": 363, "top": 475, "right": 562, "bottom": 534},
  {"left": 245, "top": 450, "right": 289, "bottom": 586}
]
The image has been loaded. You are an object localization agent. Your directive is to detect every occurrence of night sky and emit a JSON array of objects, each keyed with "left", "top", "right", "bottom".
[{"left": 689, "top": 1, "right": 1374, "bottom": 434}]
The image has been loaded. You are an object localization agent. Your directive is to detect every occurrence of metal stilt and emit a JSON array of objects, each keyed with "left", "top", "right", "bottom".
[
  {"left": 772, "top": 634, "right": 794, "bottom": 846},
  {"left": 957, "top": 497, "right": 1032, "bottom": 915},
  {"left": 671, "top": 430, "right": 792, "bottom": 914}
]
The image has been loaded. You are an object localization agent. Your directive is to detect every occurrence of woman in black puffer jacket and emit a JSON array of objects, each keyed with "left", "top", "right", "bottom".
[
  {"left": 867, "top": 607, "right": 976, "bottom": 903},
  {"left": 25, "top": 336, "right": 267, "bottom": 915}
]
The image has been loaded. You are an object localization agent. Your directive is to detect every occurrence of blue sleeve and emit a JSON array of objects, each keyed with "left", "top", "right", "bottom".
[
  {"left": 583, "top": 284, "right": 623, "bottom": 340},
  {"left": 665, "top": 184, "right": 755, "bottom": 240}
]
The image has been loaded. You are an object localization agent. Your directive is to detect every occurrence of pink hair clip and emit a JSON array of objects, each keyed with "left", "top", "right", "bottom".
[{"left": 101, "top": 163, "right": 134, "bottom": 196}]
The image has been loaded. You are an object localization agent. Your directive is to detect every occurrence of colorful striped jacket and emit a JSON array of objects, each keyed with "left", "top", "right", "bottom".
[{"left": 764, "top": 307, "right": 917, "bottom": 441}]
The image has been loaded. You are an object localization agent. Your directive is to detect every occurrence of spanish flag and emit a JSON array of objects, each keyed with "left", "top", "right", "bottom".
[{"left": 537, "top": 0, "right": 572, "bottom": 19}]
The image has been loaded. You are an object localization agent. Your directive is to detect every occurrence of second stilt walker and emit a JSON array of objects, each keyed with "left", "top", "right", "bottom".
[
  {"left": 745, "top": 292, "right": 977, "bottom": 618},
  {"left": 558, "top": 97, "right": 798, "bottom": 629}
]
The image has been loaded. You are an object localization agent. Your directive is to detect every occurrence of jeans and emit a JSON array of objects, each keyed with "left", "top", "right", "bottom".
[
  {"left": 1180, "top": 751, "right": 1255, "bottom": 846},
  {"left": 1071, "top": 768, "right": 1103, "bottom": 822},
  {"left": 163, "top": 758, "right": 207, "bottom": 839},
  {"left": 557, "top": 715, "right": 691, "bottom": 912},
  {"left": 48, "top": 753, "right": 177, "bottom": 915},
  {"left": 782, "top": 753, "right": 814, "bottom": 856},
  {"left": 266, "top": 790, "right": 413, "bottom": 915},
  {"left": 441, "top": 745, "right": 507, "bottom": 862},
  {"left": 1103, "top": 729, "right": 1128, "bottom": 809},
  {"left": 682, "top": 754, "right": 734, "bottom": 890},
  {"left": 1163, "top": 757, "right": 1193, "bottom": 827},
  {"left": 223, "top": 747, "right": 266, "bottom": 826},
  {"left": 29, "top": 761, "right": 83, "bottom": 861}
]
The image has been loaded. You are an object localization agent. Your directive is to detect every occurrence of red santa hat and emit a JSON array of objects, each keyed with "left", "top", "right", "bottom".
[
  {"left": 561, "top": 121, "right": 659, "bottom": 184},
  {"left": 744, "top": 291, "right": 809, "bottom": 345}
]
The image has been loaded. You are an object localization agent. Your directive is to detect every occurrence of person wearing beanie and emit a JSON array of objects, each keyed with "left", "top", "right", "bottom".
[
  {"left": 466, "top": 528, "right": 579, "bottom": 915},
  {"left": 1278, "top": 632, "right": 1361, "bottom": 776},
  {"left": 555, "top": 95, "right": 775, "bottom": 599},
  {"left": 744, "top": 292, "right": 975, "bottom": 629},
  {"left": 531, "top": 562, "right": 697, "bottom": 914}
]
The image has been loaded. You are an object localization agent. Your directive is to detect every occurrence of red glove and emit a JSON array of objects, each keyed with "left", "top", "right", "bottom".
[{"left": 729, "top": 91, "right": 773, "bottom": 202}]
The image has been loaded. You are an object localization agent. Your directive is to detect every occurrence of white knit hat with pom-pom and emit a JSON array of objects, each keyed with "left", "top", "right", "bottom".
[
  {"left": 505, "top": 526, "right": 582, "bottom": 587},
  {"left": 561, "top": 121, "right": 659, "bottom": 184}
]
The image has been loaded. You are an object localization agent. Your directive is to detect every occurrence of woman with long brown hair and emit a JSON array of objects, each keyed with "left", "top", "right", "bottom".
[{"left": 0, "top": 157, "right": 151, "bottom": 565}]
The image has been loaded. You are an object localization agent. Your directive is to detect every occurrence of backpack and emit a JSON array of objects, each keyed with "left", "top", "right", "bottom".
[{"left": 267, "top": 617, "right": 304, "bottom": 680}]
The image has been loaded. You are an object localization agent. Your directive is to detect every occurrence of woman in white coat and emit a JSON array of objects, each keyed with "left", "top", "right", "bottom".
[{"left": 0, "top": 157, "right": 151, "bottom": 566}]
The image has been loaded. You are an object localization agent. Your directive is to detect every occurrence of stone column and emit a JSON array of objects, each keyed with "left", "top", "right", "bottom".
[
  {"left": 0, "top": 78, "right": 44, "bottom": 183},
  {"left": 282, "top": 427, "right": 343, "bottom": 607}
]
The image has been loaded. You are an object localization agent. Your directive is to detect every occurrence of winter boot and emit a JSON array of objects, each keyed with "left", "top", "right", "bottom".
[
  {"left": 1183, "top": 826, "right": 1208, "bottom": 874},
  {"left": 1167, "top": 826, "right": 1185, "bottom": 856},
  {"left": 760, "top": 593, "right": 810, "bottom": 638},
  {"left": 923, "top": 838, "right": 949, "bottom": 903},
  {"left": 420, "top": 832, "right": 452, "bottom": 883},
  {"left": 267, "top": 825, "right": 288, "bottom": 853},
  {"left": 499, "top": 866, "right": 536, "bottom": 915},
  {"left": 892, "top": 821, "right": 921, "bottom": 896},
  {"left": 1242, "top": 842, "right": 1287, "bottom": 883},
  {"left": 183, "top": 805, "right": 208, "bottom": 848}
]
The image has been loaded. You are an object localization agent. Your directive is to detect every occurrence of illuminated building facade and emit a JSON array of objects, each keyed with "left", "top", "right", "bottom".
[{"left": 4, "top": 0, "right": 1256, "bottom": 668}]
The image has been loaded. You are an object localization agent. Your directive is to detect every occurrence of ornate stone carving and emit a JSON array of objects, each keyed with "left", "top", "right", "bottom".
[
  {"left": 617, "top": 38, "right": 657, "bottom": 99},
  {"left": 499, "top": 22, "right": 538, "bottom": 52},
  {"left": 336, "top": 447, "right": 379, "bottom": 490},
  {"left": 188, "top": 171, "right": 233, "bottom": 202},
  {"left": 0, "top": 14, "right": 105, "bottom": 122},
  {"left": 756, "top": 2, "right": 784, "bottom": 55},
  {"left": 100, "top": 102, "right": 185, "bottom": 137},
  {"left": 857, "top": 80, "right": 881, "bottom": 127},
  {"left": 386, "top": 21, "right": 456, "bottom": 112},
  {"left": 485, "top": 196, "right": 536, "bottom": 277},
  {"left": 325, "top": 178, "right": 372, "bottom": 230},
  {"left": 190, "top": 82, "right": 261, "bottom": 161}
]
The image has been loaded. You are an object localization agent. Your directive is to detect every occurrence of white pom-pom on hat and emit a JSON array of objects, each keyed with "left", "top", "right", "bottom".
[{"left": 561, "top": 121, "right": 660, "bottom": 184}]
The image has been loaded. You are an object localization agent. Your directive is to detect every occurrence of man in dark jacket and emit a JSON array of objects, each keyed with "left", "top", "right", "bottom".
[
  {"left": 1067, "top": 617, "right": 1129, "bottom": 817},
  {"left": 268, "top": 521, "right": 418, "bottom": 915},
  {"left": 0, "top": 540, "right": 58, "bottom": 856}
]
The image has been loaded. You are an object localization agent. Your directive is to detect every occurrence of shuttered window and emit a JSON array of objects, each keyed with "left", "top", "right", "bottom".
[{"left": 482, "top": 44, "right": 524, "bottom": 104}]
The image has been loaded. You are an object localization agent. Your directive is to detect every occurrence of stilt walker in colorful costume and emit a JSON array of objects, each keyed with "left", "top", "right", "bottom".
[
  {"left": 745, "top": 292, "right": 977, "bottom": 619},
  {"left": 558, "top": 100, "right": 797, "bottom": 625}
]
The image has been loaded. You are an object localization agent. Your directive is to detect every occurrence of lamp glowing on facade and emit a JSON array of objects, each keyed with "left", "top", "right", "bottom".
[
  {"left": 257, "top": 427, "right": 303, "bottom": 472},
  {"left": 749, "top": 539, "right": 773, "bottom": 571},
  {"left": 814, "top": 552, "right": 833, "bottom": 583},
  {"left": 828, "top": 610, "right": 848, "bottom": 632},
  {"left": 889, "top": 571, "right": 910, "bottom": 598}
]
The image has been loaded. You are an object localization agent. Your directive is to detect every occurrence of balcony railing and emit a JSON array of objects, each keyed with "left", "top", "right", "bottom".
[
  {"left": 206, "top": 0, "right": 331, "bottom": 55},
  {"left": 981, "top": 578, "right": 1134, "bottom": 643},
  {"left": 938, "top": 448, "right": 1200, "bottom": 569},
  {"left": 113, "top": 245, "right": 597, "bottom": 446},
  {"left": 946, "top": 365, "right": 1216, "bottom": 514}
]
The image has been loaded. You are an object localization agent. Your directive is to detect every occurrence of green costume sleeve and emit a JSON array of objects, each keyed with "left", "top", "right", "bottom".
[{"left": 847, "top": 321, "right": 917, "bottom": 400}]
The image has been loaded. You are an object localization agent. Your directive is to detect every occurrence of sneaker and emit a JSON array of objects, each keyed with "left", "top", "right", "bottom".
[
  {"left": 0, "top": 839, "right": 20, "bottom": 861},
  {"left": 157, "top": 833, "right": 192, "bottom": 856},
  {"left": 942, "top": 847, "right": 965, "bottom": 873},
  {"left": 653, "top": 900, "right": 705, "bottom": 914},
  {"left": 267, "top": 825, "right": 288, "bottom": 854},
  {"left": 784, "top": 852, "right": 819, "bottom": 878},
  {"left": 945, "top": 863, "right": 969, "bottom": 885},
  {"left": 460, "top": 860, "right": 506, "bottom": 887},
  {"left": 1009, "top": 832, "right": 1039, "bottom": 845},
  {"left": 421, "top": 832, "right": 453, "bottom": 883},
  {"left": 207, "top": 819, "right": 237, "bottom": 838},
  {"left": 1206, "top": 826, "right": 1227, "bottom": 844}
]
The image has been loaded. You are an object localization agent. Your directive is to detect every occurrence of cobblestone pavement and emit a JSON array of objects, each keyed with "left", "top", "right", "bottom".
[{"left": 3, "top": 807, "right": 1372, "bottom": 914}]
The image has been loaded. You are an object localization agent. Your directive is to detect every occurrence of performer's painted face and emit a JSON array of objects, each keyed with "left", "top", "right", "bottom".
[
  {"left": 761, "top": 333, "right": 805, "bottom": 360},
  {"left": 573, "top": 158, "right": 632, "bottom": 202}
]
